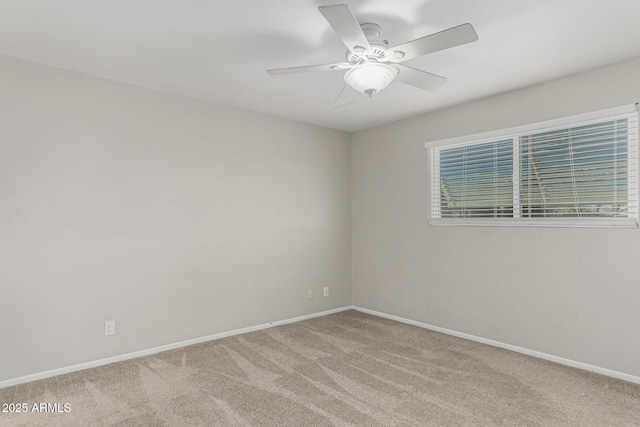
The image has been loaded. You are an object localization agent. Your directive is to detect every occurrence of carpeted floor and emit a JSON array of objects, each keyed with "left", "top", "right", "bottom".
[{"left": 1, "top": 310, "right": 639, "bottom": 426}]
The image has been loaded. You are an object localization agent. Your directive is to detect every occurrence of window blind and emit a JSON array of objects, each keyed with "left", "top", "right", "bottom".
[
  {"left": 428, "top": 105, "right": 639, "bottom": 228},
  {"left": 437, "top": 139, "right": 513, "bottom": 218},
  {"left": 520, "top": 119, "right": 635, "bottom": 219}
]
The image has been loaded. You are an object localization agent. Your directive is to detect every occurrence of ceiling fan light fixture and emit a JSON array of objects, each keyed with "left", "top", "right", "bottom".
[{"left": 344, "top": 62, "right": 398, "bottom": 97}]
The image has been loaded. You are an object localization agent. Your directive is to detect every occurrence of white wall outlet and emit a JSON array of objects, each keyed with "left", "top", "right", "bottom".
[
  {"left": 307, "top": 289, "right": 313, "bottom": 300},
  {"left": 104, "top": 320, "right": 116, "bottom": 336},
  {"left": 323, "top": 287, "right": 329, "bottom": 297}
]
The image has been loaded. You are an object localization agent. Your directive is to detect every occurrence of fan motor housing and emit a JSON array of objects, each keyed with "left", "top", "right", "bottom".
[{"left": 346, "top": 23, "right": 388, "bottom": 64}]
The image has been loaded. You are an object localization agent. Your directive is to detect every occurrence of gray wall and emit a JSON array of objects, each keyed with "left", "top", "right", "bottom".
[
  {"left": 0, "top": 56, "right": 351, "bottom": 382},
  {"left": 352, "top": 57, "right": 640, "bottom": 377},
  {"left": 4, "top": 51, "right": 640, "bottom": 384}
]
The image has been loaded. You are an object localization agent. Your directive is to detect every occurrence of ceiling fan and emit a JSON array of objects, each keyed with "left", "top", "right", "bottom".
[{"left": 267, "top": 4, "right": 478, "bottom": 104}]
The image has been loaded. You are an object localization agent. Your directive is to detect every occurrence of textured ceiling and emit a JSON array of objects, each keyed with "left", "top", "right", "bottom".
[{"left": 2, "top": 0, "right": 640, "bottom": 131}]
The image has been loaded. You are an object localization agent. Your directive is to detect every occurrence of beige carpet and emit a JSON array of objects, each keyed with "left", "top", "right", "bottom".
[{"left": 1, "top": 310, "right": 639, "bottom": 426}]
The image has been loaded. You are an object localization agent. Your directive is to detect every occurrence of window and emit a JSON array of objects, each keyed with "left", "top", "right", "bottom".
[{"left": 428, "top": 105, "right": 639, "bottom": 228}]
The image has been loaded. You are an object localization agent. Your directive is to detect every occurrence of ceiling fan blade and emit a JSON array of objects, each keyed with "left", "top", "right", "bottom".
[
  {"left": 386, "top": 23, "right": 478, "bottom": 62},
  {"left": 318, "top": 4, "right": 371, "bottom": 53},
  {"left": 267, "top": 62, "right": 351, "bottom": 75},
  {"left": 394, "top": 64, "right": 447, "bottom": 91}
]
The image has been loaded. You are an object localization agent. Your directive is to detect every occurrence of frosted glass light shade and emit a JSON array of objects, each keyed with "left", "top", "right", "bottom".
[{"left": 344, "top": 63, "right": 398, "bottom": 96}]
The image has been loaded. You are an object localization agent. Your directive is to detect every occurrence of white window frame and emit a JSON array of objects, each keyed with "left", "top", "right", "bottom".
[{"left": 426, "top": 104, "right": 639, "bottom": 228}]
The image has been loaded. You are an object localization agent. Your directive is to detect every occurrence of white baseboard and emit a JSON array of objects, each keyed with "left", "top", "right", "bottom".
[
  {"left": 0, "top": 306, "right": 352, "bottom": 390},
  {"left": 353, "top": 306, "right": 640, "bottom": 385}
]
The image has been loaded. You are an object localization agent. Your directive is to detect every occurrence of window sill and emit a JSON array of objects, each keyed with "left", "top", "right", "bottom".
[{"left": 428, "top": 218, "right": 638, "bottom": 229}]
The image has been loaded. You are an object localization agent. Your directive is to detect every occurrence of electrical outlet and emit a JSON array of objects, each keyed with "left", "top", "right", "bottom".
[
  {"left": 323, "top": 287, "right": 329, "bottom": 297},
  {"left": 104, "top": 320, "right": 115, "bottom": 336},
  {"left": 307, "top": 289, "right": 313, "bottom": 300}
]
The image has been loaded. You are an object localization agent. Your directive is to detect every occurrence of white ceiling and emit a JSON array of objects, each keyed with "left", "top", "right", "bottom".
[{"left": 2, "top": 0, "right": 640, "bottom": 132}]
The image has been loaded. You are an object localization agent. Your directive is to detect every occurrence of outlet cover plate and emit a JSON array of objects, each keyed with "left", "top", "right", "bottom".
[{"left": 105, "top": 320, "right": 115, "bottom": 336}]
